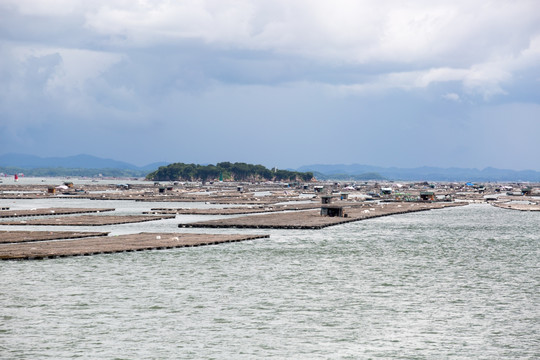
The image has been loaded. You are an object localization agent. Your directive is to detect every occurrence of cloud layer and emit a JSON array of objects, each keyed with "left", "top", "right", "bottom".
[{"left": 1, "top": 0, "right": 539, "bottom": 169}]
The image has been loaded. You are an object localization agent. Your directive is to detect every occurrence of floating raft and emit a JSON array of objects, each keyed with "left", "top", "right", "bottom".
[
  {"left": 134, "top": 197, "right": 305, "bottom": 205},
  {"left": 1, "top": 215, "right": 175, "bottom": 226},
  {"left": 0, "top": 208, "right": 114, "bottom": 218},
  {"left": 146, "top": 203, "right": 320, "bottom": 215},
  {"left": 492, "top": 202, "right": 540, "bottom": 211},
  {"left": 0, "top": 231, "right": 109, "bottom": 244},
  {"left": 179, "top": 202, "right": 467, "bottom": 230},
  {"left": 0, "top": 232, "right": 269, "bottom": 260}
]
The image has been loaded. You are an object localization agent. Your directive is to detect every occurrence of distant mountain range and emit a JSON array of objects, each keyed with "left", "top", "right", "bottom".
[
  {"left": 0, "top": 153, "right": 168, "bottom": 171},
  {"left": 1, "top": 153, "right": 539, "bottom": 182},
  {"left": 297, "top": 164, "right": 540, "bottom": 182},
  {"left": 0, "top": 153, "right": 169, "bottom": 177}
]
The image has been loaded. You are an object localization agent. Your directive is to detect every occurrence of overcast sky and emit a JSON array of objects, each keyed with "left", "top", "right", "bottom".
[{"left": 1, "top": 0, "right": 539, "bottom": 170}]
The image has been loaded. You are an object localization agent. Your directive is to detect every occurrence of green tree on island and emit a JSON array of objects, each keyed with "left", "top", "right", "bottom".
[{"left": 146, "top": 162, "right": 313, "bottom": 182}]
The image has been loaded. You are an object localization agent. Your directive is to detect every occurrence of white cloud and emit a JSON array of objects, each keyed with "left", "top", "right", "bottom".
[
  {"left": 75, "top": 0, "right": 540, "bottom": 98},
  {"left": 5, "top": 1, "right": 540, "bottom": 64},
  {"left": 7, "top": 44, "right": 123, "bottom": 93},
  {"left": 332, "top": 45, "right": 539, "bottom": 99},
  {"left": 78, "top": 1, "right": 540, "bottom": 64},
  {"left": 2, "top": 0, "right": 539, "bottom": 106},
  {"left": 2, "top": 0, "right": 83, "bottom": 16},
  {"left": 0, "top": 44, "right": 129, "bottom": 132},
  {"left": 44, "top": 49, "right": 123, "bottom": 93},
  {"left": 84, "top": 1, "right": 256, "bottom": 47},
  {"left": 443, "top": 93, "right": 460, "bottom": 102}
]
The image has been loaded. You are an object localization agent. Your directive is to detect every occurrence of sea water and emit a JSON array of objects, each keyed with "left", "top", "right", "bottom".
[{"left": 1, "top": 201, "right": 538, "bottom": 359}]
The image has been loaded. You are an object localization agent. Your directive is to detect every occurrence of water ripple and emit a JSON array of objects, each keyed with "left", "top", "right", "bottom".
[{"left": 1, "top": 204, "right": 538, "bottom": 359}]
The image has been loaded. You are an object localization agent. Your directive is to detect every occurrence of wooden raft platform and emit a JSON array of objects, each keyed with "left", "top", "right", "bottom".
[
  {"left": 0, "top": 215, "right": 176, "bottom": 226},
  {"left": 0, "top": 233, "right": 270, "bottom": 260},
  {"left": 0, "top": 208, "right": 114, "bottom": 218},
  {"left": 0, "top": 231, "right": 109, "bottom": 244},
  {"left": 179, "top": 202, "right": 467, "bottom": 230},
  {"left": 145, "top": 203, "right": 320, "bottom": 215},
  {"left": 492, "top": 202, "right": 540, "bottom": 211}
]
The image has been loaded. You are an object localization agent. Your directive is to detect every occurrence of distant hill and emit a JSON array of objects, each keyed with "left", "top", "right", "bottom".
[
  {"left": 312, "top": 171, "right": 386, "bottom": 181},
  {"left": 298, "top": 164, "right": 540, "bottom": 182},
  {"left": 0, "top": 153, "right": 169, "bottom": 177},
  {"left": 2, "top": 153, "right": 538, "bottom": 182},
  {"left": 0, "top": 153, "right": 168, "bottom": 171}
]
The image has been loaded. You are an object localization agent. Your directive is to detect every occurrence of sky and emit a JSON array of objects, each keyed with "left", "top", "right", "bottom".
[{"left": 1, "top": 0, "right": 539, "bottom": 171}]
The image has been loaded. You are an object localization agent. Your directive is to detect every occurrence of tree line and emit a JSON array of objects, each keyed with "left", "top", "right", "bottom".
[{"left": 146, "top": 162, "right": 314, "bottom": 182}]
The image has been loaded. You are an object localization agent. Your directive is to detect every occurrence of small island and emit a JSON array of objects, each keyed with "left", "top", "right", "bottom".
[{"left": 146, "top": 162, "right": 314, "bottom": 182}]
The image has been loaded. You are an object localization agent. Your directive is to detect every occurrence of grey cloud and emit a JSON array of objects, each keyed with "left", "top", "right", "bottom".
[{"left": 1, "top": 1, "right": 540, "bottom": 170}]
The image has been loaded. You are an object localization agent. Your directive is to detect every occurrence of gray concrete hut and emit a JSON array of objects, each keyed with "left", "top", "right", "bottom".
[
  {"left": 321, "top": 195, "right": 334, "bottom": 204},
  {"left": 321, "top": 205, "right": 344, "bottom": 217}
]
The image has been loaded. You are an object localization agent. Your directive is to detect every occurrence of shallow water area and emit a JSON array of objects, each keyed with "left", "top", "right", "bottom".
[{"left": 1, "top": 200, "right": 539, "bottom": 359}]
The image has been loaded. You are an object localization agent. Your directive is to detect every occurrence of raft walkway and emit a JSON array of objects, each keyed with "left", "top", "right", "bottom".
[
  {"left": 0, "top": 231, "right": 109, "bottom": 244},
  {"left": 179, "top": 202, "right": 467, "bottom": 230},
  {"left": 492, "top": 202, "right": 540, "bottom": 211},
  {"left": 1, "top": 215, "right": 175, "bottom": 226},
  {"left": 0, "top": 192, "right": 308, "bottom": 205},
  {"left": 0, "top": 233, "right": 269, "bottom": 260},
  {"left": 146, "top": 203, "right": 320, "bottom": 215},
  {"left": 0, "top": 208, "right": 114, "bottom": 218}
]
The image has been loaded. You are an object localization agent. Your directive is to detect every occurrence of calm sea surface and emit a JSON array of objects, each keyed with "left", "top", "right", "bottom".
[{"left": 1, "top": 198, "right": 538, "bottom": 359}]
